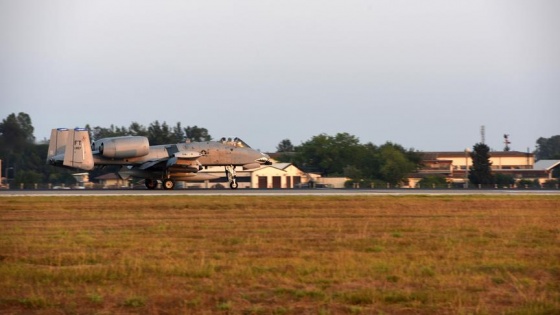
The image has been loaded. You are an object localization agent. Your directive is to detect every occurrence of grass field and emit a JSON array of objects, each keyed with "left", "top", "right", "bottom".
[{"left": 0, "top": 195, "right": 559, "bottom": 314}]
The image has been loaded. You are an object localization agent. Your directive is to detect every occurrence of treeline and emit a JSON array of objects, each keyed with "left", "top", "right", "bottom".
[
  {"left": 0, "top": 113, "right": 48, "bottom": 187},
  {"left": 536, "top": 136, "right": 560, "bottom": 160},
  {"left": 86, "top": 122, "right": 212, "bottom": 144},
  {"left": 275, "top": 133, "right": 421, "bottom": 186},
  {"left": 1, "top": 112, "right": 560, "bottom": 188}
]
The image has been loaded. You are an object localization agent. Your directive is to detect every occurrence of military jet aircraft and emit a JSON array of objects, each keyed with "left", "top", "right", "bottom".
[{"left": 46, "top": 128, "right": 271, "bottom": 189}]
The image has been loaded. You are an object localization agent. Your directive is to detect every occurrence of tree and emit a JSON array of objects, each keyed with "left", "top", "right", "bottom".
[
  {"left": 468, "top": 143, "right": 494, "bottom": 187},
  {"left": 378, "top": 142, "right": 417, "bottom": 185},
  {"left": 292, "top": 133, "right": 419, "bottom": 180},
  {"left": 290, "top": 133, "right": 420, "bottom": 183},
  {"left": 535, "top": 135, "right": 560, "bottom": 160},
  {"left": 418, "top": 175, "right": 448, "bottom": 188},
  {"left": 354, "top": 142, "right": 381, "bottom": 180},
  {"left": 495, "top": 173, "right": 515, "bottom": 188},
  {"left": 0, "top": 113, "right": 73, "bottom": 188},
  {"left": 343, "top": 165, "right": 363, "bottom": 181},
  {"left": 0, "top": 113, "right": 40, "bottom": 187},
  {"left": 88, "top": 124, "right": 128, "bottom": 140},
  {"left": 294, "top": 133, "right": 362, "bottom": 176},
  {"left": 148, "top": 121, "right": 175, "bottom": 145},
  {"left": 14, "top": 170, "right": 43, "bottom": 189},
  {"left": 128, "top": 122, "right": 148, "bottom": 137},
  {"left": 184, "top": 125, "right": 212, "bottom": 142},
  {"left": 276, "top": 139, "right": 294, "bottom": 152},
  {"left": 0, "top": 112, "right": 35, "bottom": 152},
  {"left": 85, "top": 121, "right": 212, "bottom": 144},
  {"left": 171, "top": 122, "right": 185, "bottom": 143}
]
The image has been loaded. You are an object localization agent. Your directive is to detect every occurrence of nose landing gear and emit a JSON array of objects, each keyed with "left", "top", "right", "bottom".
[
  {"left": 162, "top": 179, "right": 175, "bottom": 190},
  {"left": 225, "top": 165, "right": 238, "bottom": 189}
]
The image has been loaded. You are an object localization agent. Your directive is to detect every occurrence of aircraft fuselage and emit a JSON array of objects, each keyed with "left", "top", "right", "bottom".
[{"left": 91, "top": 141, "right": 266, "bottom": 168}]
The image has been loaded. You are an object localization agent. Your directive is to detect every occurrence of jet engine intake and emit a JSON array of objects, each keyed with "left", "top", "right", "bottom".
[{"left": 94, "top": 136, "right": 150, "bottom": 159}]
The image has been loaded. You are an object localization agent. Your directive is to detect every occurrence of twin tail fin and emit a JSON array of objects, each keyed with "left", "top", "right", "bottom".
[{"left": 46, "top": 128, "right": 94, "bottom": 170}]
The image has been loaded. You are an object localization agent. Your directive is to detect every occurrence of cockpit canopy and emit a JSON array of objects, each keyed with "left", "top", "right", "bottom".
[{"left": 220, "top": 137, "right": 251, "bottom": 148}]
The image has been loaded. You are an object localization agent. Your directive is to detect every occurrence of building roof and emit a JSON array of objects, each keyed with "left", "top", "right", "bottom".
[
  {"left": 421, "top": 151, "right": 533, "bottom": 159},
  {"left": 271, "top": 163, "right": 291, "bottom": 170},
  {"left": 421, "top": 159, "right": 453, "bottom": 164},
  {"left": 534, "top": 160, "right": 560, "bottom": 171}
]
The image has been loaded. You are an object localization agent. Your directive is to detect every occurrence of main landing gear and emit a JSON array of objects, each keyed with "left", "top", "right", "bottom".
[
  {"left": 144, "top": 178, "right": 175, "bottom": 190},
  {"left": 144, "top": 166, "right": 239, "bottom": 190},
  {"left": 145, "top": 178, "right": 158, "bottom": 190},
  {"left": 225, "top": 165, "right": 238, "bottom": 189}
]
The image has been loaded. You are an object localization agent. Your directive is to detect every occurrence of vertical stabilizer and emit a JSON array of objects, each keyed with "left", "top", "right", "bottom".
[
  {"left": 63, "top": 128, "right": 94, "bottom": 170},
  {"left": 46, "top": 128, "right": 69, "bottom": 163}
]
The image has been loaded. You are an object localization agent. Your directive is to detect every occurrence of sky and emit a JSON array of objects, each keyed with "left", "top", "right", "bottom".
[{"left": 1, "top": 0, "right": 559, "bottom": 153}]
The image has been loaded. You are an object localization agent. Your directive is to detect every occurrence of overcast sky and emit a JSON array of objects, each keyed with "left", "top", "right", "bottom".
[{"left": 1, "top": 0, "right": 559, "bottom": 152}]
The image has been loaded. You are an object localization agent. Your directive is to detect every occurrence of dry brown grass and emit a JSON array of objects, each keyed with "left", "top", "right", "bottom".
[{"left": 0, "top": 195, "right": 559, "bottom": 314}]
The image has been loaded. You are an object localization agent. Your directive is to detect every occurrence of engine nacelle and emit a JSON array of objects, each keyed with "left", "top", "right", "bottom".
[{"left": 93, "top": 136, "right": 150, "bottom": 159}]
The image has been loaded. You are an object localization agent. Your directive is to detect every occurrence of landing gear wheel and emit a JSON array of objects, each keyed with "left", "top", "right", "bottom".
[
  {"left": 162, "top": 179, "right": 175, "bottom": 190},
  {"left": 230, "top": 179, "right": 238, "bottom": 189},
  {"left": 145, "top": 179, "right": 157, "bottom": 190}
]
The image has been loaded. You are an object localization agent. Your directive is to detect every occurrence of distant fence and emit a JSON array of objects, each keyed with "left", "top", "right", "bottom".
[{"left": 2, "top": 183, "right": 559, "bottom": 190}]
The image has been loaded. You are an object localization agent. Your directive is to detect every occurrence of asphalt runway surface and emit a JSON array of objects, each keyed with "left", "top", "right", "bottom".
[{"left": 1, "top": 188, "right": 559, "bottom": 197}]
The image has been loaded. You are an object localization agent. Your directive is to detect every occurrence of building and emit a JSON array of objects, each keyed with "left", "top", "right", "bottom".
[
  {"left": 534, "top": 160, "right": 560, "bottom": 181},
  {"left": 411, "top": 150, "right": 559, "bottom": 187},
  {"left": 72, "top": 172, "right": 91, "bottom": 188}
]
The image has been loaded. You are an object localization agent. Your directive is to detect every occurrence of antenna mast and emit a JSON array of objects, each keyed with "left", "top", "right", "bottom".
[{"left": 503, "top": 134, "right": 511, "bottom": 151}]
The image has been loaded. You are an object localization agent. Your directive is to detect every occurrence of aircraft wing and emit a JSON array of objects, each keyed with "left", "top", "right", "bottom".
[
  {"left": 139, "top": 159, "right": 167, "bottom": 170},
  {"left": 166, "top": 151, "right": 201, "bottom": 168},
  {"left": 138, "top": 151, "right": 202, "bottom": 171}
]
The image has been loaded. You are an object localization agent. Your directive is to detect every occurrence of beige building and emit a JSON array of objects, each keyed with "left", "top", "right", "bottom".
[{"left": 411, "top": 151, "right": 559, "bottom": 187}]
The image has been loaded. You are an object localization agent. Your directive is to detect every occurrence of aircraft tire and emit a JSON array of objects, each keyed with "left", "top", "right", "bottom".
[
  {"left": 145, "top": 179, "right": 157, "bottom": 190},
  {"left": 163, "top": 179, "right": 175, "bottom": 190},
  {"left": 230, "top": 180, "right": 238, "bottom": 189}
]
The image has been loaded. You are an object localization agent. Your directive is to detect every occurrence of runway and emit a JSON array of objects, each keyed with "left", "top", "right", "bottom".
[{"left": 1, "top": 188, "right": 559, "bottom": 197}]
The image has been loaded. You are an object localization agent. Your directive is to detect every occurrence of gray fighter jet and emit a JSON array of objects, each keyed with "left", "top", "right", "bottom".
[{"left": 46, "top": 128, "right": 271, "bottom": 189}]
